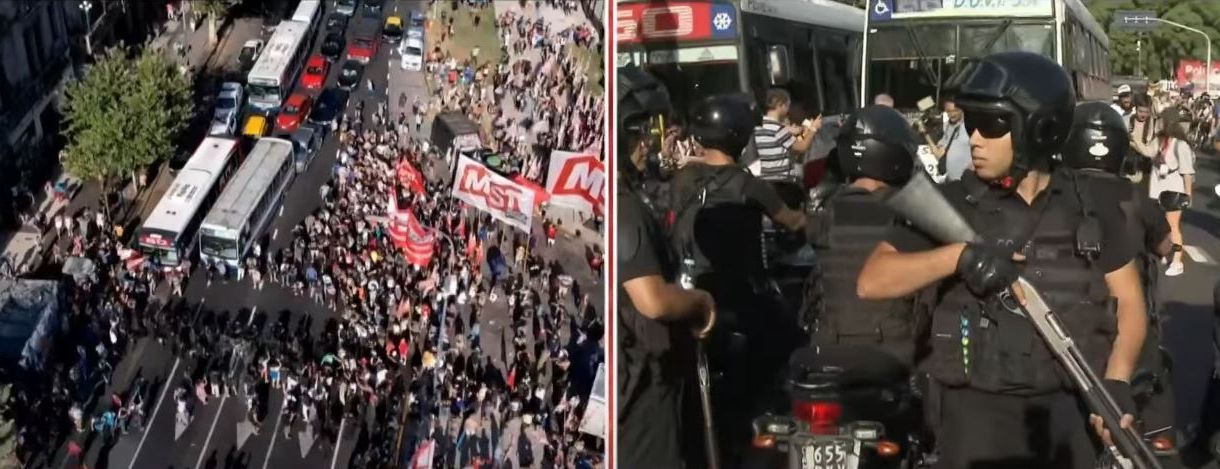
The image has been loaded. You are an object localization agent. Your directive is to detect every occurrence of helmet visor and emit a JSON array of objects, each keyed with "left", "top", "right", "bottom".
[{"left": 946, "top": 59, "right": 1012, "bottom": 101}]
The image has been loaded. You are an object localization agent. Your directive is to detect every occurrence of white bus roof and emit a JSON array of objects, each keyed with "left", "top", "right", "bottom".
[
  {"left": 141, "top": 137, "right": 239, "bottom": 235},
  {"left": 740, "top": 0, "right": 865, "bottom": 33},
  {"left": 291, "top": 0, "right": 322, "bottom": 24},
  {"left": 248, "top": 21, "right": 309, "bottom": 85},
  {"left": 202, "top": 138, "right": 294, "bottom": 233}
]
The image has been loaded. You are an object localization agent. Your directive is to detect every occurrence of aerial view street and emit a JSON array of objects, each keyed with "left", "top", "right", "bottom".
[{"left": 0, "top": 0, "right": 605, "bottom": 468}]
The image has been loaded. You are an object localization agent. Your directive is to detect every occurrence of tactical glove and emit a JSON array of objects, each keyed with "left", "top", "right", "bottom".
[{"left": 956, "top": 242, "right": 1020, "bottom": 297}]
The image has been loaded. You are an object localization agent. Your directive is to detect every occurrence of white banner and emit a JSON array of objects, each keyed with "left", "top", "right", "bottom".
[
  {"left": 452, "top": 155, "right": 535, "bottom": 232},
  {"left": 579, "top": 362, "right": 607, "bottom": 439},
  {"left": 545, "top": 150, "right": 606, "bottom": 215}
]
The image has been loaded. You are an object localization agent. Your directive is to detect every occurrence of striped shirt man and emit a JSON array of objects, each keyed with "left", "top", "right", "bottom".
[{"left": 753, "top": 117, "right": 798, "bottom": 180}]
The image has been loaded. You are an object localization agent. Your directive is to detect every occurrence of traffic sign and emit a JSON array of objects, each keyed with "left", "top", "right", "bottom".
[{"left": 1111, "top": 10, "right": 1158, "bottom": 32}]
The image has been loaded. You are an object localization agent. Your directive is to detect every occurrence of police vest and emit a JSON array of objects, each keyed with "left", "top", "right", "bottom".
[
  {"left": 926, "top": 172, "right": 1117, "bottom": 394},
  {"left": 810, "top": 188, "right": 916, "bottom": 359},
  {"left": 669, "top": 166, "right": 759, "bottom": 286}
]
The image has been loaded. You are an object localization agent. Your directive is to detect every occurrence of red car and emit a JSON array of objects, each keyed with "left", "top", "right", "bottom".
[
  {"left": 275, "top": 93, "right": 312, "bottom": 133},
  {"left": 300, "top": 55, "right": 329, "bottom": 90},
  {"left": 347, "top": 36, "right": 378, "bottom": 64}
]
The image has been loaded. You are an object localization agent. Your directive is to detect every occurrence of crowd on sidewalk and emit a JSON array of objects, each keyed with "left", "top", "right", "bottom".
[{"left": 423, "top": 0, "right": 604, "bottom": 186}]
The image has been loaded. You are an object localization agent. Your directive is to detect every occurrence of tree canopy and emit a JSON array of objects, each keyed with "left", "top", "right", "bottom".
[
  {"left": 1083, "top": 0, "right": 1219, "bottom": 81},
  {"left": 60, "top": 48, "right": 193, "bottom": 194}
]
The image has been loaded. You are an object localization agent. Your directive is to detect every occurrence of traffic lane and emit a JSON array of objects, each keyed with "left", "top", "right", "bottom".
[
  {"left": 265, "top": 125, "right": 342, "bottom": 255},
  {"left": 179, "top": 263, "right": 337, "bottom": 332},
  {"left": 81, "top": 340, "right": 180, "bottom": 468},
  {"left": 125, "top": 355, "right": 222, "bottom": 469},
  {"left": 262, "top": 412, "right": 347, "bottom": 469}
]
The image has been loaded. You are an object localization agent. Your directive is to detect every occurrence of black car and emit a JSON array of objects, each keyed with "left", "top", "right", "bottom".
[
  {"left": 309, "top": 88, "right": 350, "bottom": 128},
  {"left": 363, "top": 0, "right": 383, "bottom": 19},
  {"left": 337, "top": 60, "right": 364, "bottom": 89},
  {"left": 325, "top": 14, "right": 348, "bottom": 35},
  {"left": 321, "top": 32, "right": 345, "bottom": 61}
]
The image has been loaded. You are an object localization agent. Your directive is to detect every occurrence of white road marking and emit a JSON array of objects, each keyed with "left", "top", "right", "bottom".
[
  {"left": 1184, "top": 245, "right": 1216, "bottom": 265},
  {"left": 279, "top": 205, "right": 285, "bottom": 217},
  {"left": 262, "top": 399, "right": 286, "bottom": 469},
  {"left": 272, "top": 229, "right": 278, "bottom": 241},
  {"left": 129, "top": 356, "right": 182, "bottom": 469},
  {"left": 248, "top": 306, "right": 258, "bottom": 326},
  {"left": 329, "top": 418, "right": 347, "bottom": 469},
  {"left": 194, "top": 394, "right": 229, "bottom": 469}
]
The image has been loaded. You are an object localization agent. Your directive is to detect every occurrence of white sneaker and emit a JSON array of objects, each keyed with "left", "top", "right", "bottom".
[{"left": 1166, "top": 262, "right": 1185, "bottom": 277}]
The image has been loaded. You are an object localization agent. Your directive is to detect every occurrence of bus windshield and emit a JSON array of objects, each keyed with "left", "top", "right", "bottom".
[
  {"left": 644, "top": 62, "right": 741, "bottom": 120},
  {"left": 865, "top": 21, "right": 1055, "bottom": 110},
  {"left": 247, "top": 83, "right": 280, "bottom": 104},
  {"left": 139, "top": 243, "right": 180, "bottom": 266},
  {"left": 200, "top": 235, "right": 239, "bottom": 260}
]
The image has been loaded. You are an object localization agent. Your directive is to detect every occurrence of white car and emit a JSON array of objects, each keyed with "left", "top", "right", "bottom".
[
  {"left": 400, "top": 38, "right": 423, "bottom": 71},
  {"left": 208, "top": 114, "right": 238, "bottom": 137},
  {"left": 213, "top": 82, "right": 243, "bottom": 124}
]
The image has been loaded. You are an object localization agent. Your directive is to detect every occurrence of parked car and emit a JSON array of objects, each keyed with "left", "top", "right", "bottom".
[
  {"left": 308, "top": 88, "right": 350, "bottom": 129},
  {"left": 237, "top": 40, "right": 263, "bottom": 73},
  {"left": 321, "top": 32, "right": 345, "bottom": 61},
  {"left": 213, "top": 82, "right": 244, "bottom": 123},
  {"left": 209, "top": 114, "right": 238, "bottom": 137},
  {"left": 289, "top": 124, "right": 324, "bottom": 173},
  {"left": 275, "top": 93, "right": 312, "bottom": 133},
  {"left": 409, "top": 11, "right": 425, "bottom": 30},
  {"left": 325, "top": 14, "right": 348, "bottom": 34},
  {"left": 336, "top": 0, "right": 357, "bottom": 16},
  {"left": 300, "top": 55, "right": 329, "bottom": 90},
  {"left": 363, "top": 0, "right": 384, "bottom": 18},
  {"left": 401, "top": 37, "right": 423, "bottom": 71},
  {"left": 383, "top": 15, "right": 403, "bottom": 43},
  {"left": 337, "top": 60, "right": 364, "bottom": 89}
]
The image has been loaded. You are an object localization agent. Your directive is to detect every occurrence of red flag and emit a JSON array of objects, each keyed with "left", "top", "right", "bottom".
[
  {"left": 386, "top": 188, "right": 436, "bottom": 267},
  {"left": 397, "top": 158, "right": 425, "bottom": 193}
]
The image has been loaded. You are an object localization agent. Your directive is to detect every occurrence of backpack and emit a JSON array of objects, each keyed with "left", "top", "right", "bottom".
[{"left": 667, "top": 168, "right": 752, "bottom": 282}]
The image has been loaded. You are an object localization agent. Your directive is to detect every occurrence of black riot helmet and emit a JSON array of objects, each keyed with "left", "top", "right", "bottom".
[
  {"left": 617, "top": 66, "right": 671, "bottom": 178},
  {"left": 688, "top": 94, "right": 760, "bottom": 159},
  {"left": 1062, "top": 102, "right": 1129, "bottom": 175},
  {"left": 946, "top": 52, "right": 1076, "bottom": 185},
  {"left": 835, "top": 105, "right": 918, "bottom": 185}
]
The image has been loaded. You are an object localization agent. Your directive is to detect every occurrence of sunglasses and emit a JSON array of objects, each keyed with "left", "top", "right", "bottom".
[{"left": 963, "top": 112, "right": 1014, "bottom": 139}]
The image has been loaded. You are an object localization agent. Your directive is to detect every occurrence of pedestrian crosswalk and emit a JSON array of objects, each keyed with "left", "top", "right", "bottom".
[{"left": 1183, "top": 244, "right": 1217, "bottom": 265}]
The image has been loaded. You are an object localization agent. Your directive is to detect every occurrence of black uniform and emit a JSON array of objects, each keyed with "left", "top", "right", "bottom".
[
  {"left": 617, "top": 184, "right": 692, "bottom": 468},
  {"left": 888, "top": 169, "right": 1136, "bottom": 468}
]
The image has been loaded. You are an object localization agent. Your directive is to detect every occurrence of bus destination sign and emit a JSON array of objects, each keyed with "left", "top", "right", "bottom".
[
  {"left": 139, "top": 233, "right": 172, "bottom": 248},
  {"left": 869, "top": 0, "right": 1052, "bottom": 22},
  {"left": 617, "top": 2, "right": 738, "bottom": 44}
]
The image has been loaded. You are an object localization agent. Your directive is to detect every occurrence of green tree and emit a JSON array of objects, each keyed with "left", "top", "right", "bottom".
[
  {"left": 59, "top": 48, "right": 194, "bottom": 220},
  {"left": 1089, "top": 0, "right": 1220, "bottom": 82}
]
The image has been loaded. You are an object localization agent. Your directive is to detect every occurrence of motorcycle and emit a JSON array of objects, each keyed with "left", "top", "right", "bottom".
[{"left": 751, "top": 346, "right": 926, "bottom": 469}]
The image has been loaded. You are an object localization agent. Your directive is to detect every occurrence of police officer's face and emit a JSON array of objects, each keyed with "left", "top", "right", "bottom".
[{"left": 964, "top": 111, "right": 1014, "bottom": 180}]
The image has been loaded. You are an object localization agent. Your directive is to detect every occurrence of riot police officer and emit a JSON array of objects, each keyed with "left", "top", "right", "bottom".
[
  {"left": 616, "top": 66, "right": 716, "bottom": 468},
  {"left": 808, "top": 105, "right": 921, "bottom": 367},
  {"left": 857, "top": 52, "right": 1147, "bottom": 468},
  {"left": 1063, "top": 101, "right": 1177, "bottom": 452},
  {"left": 668, "top": 93, "right": 809, "bottom": 465}
]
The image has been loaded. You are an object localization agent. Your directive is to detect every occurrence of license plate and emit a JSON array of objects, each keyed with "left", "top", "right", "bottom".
[{"left": 801, "top": 440, "right": 849, "bottom": 469}]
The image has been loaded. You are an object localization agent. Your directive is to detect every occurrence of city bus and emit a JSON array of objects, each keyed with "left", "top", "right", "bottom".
[
  {"left": 198, "top": 138, "right": 296, "bottom": 270},
  {"left": 135, "top": 137, "right": 242, "bottom": 268},
  {"left": 247, "top": 21, "right": 311, "bottom": 112},
  {"left": 291, "top": 0, "right": 324, "bottom": 49},
  {"left": 860, "top": 0, "right": 1111, "bottom": 111},
  {"left": 616, "top": 0, "right": 865, "bottom": 170}
]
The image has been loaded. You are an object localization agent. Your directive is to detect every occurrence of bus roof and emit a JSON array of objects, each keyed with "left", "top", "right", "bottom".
[
  {"left": 248, "top": 21, "right": 309, "bottom": 85},
  {"left": 141, "top": 137, "right": 239, "bottom": 235},
  {"left": 202, "top": 138, "right": 294, "bottom": 233},
  {"left": 740, "top": 0, "right": 864, "bottom": 33},
  {"left": 291, "top": 0, "right": 322, "bottom": 24}
]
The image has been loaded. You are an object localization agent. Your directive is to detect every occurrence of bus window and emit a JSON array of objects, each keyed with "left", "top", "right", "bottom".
[
  {"left": 790, "top": 39, "right": 821, "bottom": 120},
  {"left": 816, "top": 32, "right": 853, "bottom": 115},
  {"left": 646, "top": 62, "right": 741, "bottom": 118},
  {"left": 958, "top": 23, "right": 1054, "bottom": 59}
]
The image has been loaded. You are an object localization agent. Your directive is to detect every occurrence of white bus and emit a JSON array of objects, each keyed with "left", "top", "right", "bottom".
[
  {"left": 136, "top": 137, "right": 242, "bottom": 267},
  {"left": 199, "top": 138, "right": 296, "bottom": 269},
  {"left": 292, "top": 0, "right": 324, "bottom": 48},
  {"left": 246, "top": 21, "right": 311, "bottom": 112},
  {"left": 860, "top": 0, "right": 1111, "bottom": 108}
]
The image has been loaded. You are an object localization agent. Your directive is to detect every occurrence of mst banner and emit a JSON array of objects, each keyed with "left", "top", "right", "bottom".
[
  {"left": 452, "top": 155, "right": 535, "bottom": 232},
  {"left": 545, "top": 150, "right": 605, "bottom": 215}
]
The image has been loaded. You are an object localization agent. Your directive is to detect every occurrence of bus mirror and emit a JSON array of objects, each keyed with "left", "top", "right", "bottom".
[{"left": 767, "top": 45, "right": 792, "bottom": 86}]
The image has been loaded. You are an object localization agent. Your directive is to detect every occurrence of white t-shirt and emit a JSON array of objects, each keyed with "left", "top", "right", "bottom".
[{"left": 1149, "top": 138, "right": 1196, "bottom": 198}]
